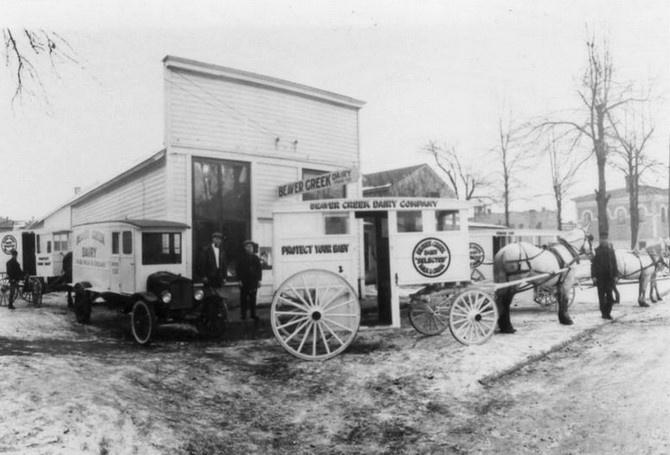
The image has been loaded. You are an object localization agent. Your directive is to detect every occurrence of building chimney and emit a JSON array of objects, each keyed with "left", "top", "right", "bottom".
[{"left": 74, "top": 187, "right": 81, "bottom": 195}]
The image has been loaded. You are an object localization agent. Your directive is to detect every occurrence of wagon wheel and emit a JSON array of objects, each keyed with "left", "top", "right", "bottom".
[
  {"left": 271, "top": 269, "right": 360, "bottom": 361},
  {"left": 448, "top": 289, "right": 498, "bottom": 345},
  {"left": 73, "top": 285, "right": 91, "bottom": 323},
  {"left": 409, "top": 292, "right": 453, "bottom": 336},
  {"left": 131, "top": 300, "right": 156, "bottom": 345},
  {"left": 197, "top": 297, "right": 227, "bottom": 338}
]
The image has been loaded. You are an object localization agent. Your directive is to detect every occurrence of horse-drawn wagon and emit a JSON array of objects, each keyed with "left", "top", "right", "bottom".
[{"left": 268, "top": 197, "right": 500, "bottom": 360}]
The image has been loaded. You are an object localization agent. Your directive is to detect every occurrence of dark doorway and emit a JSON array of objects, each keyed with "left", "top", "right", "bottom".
[
  {"left": 21, "top": 232, "right": 36, "bottom": 276},
  {"left": 357, "top": 212, "right": 392, "bottom": 325}
]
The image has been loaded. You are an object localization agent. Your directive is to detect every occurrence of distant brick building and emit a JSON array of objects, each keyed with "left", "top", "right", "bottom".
[
  {"left": 362, "top": 164, "right": 456, "bottom": 198},
  {"left": 573, "top": 185, "right": 669, "bottom": 248}
]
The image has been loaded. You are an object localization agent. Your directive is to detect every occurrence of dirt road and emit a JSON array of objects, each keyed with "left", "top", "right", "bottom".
[
  {"left": 0, "top": 287, "right": 669, "bottom": 454},
  {"left": 447, "top": 304, "right": 670, "bottom": 454}
]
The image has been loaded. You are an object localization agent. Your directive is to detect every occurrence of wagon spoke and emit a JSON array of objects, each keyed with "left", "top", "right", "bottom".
[
  {"left": 296, "top": 321, "right": 313, "bottom": 354},
  {"left": 323, "top": 298, "right": 357, "bottom": 314},
  {"left": 285, "top": 286, "right": 312, "bottom": 309},
  {"left": 312, "top": 322, "right": 318, "bottom": 357},
  {"left": 321, "top": 319, "right": 346, "bottom": 347},
  {"left": 275, "top": 310, "right": 310, "bottom": 317},
  {"left": 320, "top": 316, "right": 356, "bottom": 333},
  {"left": 316, "top": 322, "right": 332, "bottom": 355},
  {"left": 320, "top": 286, "right": 348, "bottom": 310},
  {"left": 276, "top": 315, "right": 309, "bottom": 331},
  {"left": 301, "top": 275, "right": 316, "bottom": 307},
  {"left": 283, "top": 319, "right": 310, "bottom": 343},
  {"left": 278, "top": 295, "right": 310, "bottom": 312}
]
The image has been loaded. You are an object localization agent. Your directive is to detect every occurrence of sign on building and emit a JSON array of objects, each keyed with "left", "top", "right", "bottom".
[{"left": 277, "top": 168, "right": 359, "bottom": 198}]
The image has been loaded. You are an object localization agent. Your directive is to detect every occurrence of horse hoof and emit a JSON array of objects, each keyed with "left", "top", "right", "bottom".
[
  {"left": 639, "top": 302, "right": 650, "bottom": 308},
  {"left": 559, "top": 317, "right": 574, "bottom": 325},
  {"left": 499, "top": 327, "right": 517, "bottom": 334}
]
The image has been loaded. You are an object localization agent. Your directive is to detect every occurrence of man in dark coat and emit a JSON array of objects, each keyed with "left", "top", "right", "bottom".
[
  {"left": 6, "top": 249, "right": 22, "bottom": 310},
  {"left": 591, "top": 238, "right": 618, "bottom": 320},
  {"left": 235, "top": 240, "right": 262, "bottom": 321},
  {"left": 197, "top": 232, "right": 227, "bottom": 297}
]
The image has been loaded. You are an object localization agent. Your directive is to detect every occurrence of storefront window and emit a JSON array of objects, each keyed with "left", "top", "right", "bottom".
[
  {"left": 193, "top": 158, "right": 251, "bottom": 279},
  {"left": 302, "top": 168, "right": 346, "bottom": 201},
  {"left": 53, "top": 233, "right": 69, "bottom": 252},
  {"left": 397, "top": 211, "right": 422, "bottom": 232}
]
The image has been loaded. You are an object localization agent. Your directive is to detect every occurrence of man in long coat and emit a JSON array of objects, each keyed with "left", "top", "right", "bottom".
[
  {"left": 197, "top": 232, "right": 227, "bottom": 297},
  {"left": 6, "top": 249, "right": 22, "bottom": 310},
  {"left": 591, "top": 238, "right": 618, "bottom": 320},
  {"left": 236, "top": 240, "right": 262, "bottom": 321}
]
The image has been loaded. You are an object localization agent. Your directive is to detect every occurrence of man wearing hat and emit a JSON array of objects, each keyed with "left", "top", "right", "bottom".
[
  {"left": 197, "top": 232, "right": 228, "bottom": 297},
  {"left": 6, "top": 249, "right": 22, "bottom": 310},
  {"left": 235, "top": 240, "right": 262, "bottom": 321},
  {"left": 591, "top": 236, "right": 618, "bottom": 319}
]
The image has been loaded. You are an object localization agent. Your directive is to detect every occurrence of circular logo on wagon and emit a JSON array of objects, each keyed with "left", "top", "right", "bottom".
[
  {"left": 412, "top": 237, "right": 451, "bottom": 278},
  {"left": 1, "top": 235, "right": 17, "bottom": 255},
  {"left": 469, "top": 242, "right": 485, "bottom": 268}
]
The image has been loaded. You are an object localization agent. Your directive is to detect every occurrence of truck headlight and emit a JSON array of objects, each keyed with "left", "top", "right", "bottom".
[
  {"left": 161, "top": 290, "right": 172, "bottom": 304},
  {"left": 194, "top": 289, "right": 204, "bottom": 301}
]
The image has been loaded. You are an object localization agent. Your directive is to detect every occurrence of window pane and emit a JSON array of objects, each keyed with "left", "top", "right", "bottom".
[
  {"left": 397, "top": 211, "right": 422, "bottom": 232},
  {"left": 436, "top": 210, "right": 460, "bottom": 231},
  {"left": 325, "top": 215, "right": 349, "bottom": 235},
  {"left": 302, "top": 169, "right": 346, "bottom": 201},
  {"left": 112, "top": 232, "right": 120, "bottom": 254},
  {"left": 122, "top": 231, "right": 132, "bottom": 255},
  {"left": 142, "top": 233, "right": 182, "bottom": 265}
]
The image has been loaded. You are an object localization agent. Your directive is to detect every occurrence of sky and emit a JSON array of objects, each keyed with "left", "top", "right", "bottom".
[{"left": 1, "top": 0, "right": 668, "bottom": 221}]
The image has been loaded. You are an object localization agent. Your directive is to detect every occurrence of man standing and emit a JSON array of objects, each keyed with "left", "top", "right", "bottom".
[
  {"left": 591, "top": 238, "right": 618, "bottom": 320},
  {"left": 197, "top": 232, "right": 227, "bottom": 297},
  {"left": 236, "top": 240, "right": 262, "bottom": 321},
  {"left": 6, "top": 249, "right": 22, "bottom": 310}
]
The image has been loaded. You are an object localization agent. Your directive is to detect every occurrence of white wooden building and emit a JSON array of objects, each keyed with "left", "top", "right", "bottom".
[{"left": 36, "top": 56, "right": 365, "bottom": 301}]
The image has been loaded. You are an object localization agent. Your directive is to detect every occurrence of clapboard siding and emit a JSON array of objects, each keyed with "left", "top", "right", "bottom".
[
  {"left": 166, "top": 68, "right": 360, "bottom": 167},
  {"left": 167, "top": 152, "right": 189, "bottom": 222},
  {"left": 72, "top": 163, "right": 167, "bottom": 226},
  {"left": 254, "top": 162, "right": 300, "bottom": 219}
]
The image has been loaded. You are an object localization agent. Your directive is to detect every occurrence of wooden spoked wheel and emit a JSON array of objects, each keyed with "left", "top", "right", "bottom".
[
  {"left": 448, "top": 289, "right": 498, "bottom": 345},
  {"left": 409, "top": 293, "right": 453, "bottom": 336},
  {"left": 271, "top": 269, "right": 360, "bottom": 361}
]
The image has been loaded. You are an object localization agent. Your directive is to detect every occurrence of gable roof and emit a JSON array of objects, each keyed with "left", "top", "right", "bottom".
[{"left": 362, "top": 164, "right": 426, "bottom": 188}]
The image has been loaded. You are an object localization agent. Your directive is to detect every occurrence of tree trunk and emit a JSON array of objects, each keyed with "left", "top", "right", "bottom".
[
  {"left": 595, "top": 154, "right": 609, "bottom": 239},
  {"left": 629, "top": 180, "right": 640, "bottom": 249}
]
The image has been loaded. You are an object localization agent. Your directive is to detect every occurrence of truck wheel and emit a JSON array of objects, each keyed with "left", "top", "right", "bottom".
[
  {"left": 73, "top": 286, "right": 91, "bottom": 324},
  {"left": 131, "top": 300, "right": 156, "bottom": 345}
]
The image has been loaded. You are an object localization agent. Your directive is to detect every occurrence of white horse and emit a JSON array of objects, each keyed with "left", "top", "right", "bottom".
[
  {"left": 613, "top": 240, "right": 669, "bottom": 307},
  {"left": 494, "top": 227, "right": 594, "bottom": 333}
]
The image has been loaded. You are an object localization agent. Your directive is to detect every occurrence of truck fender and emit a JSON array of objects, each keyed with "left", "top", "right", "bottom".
[{"left": 131, "top": 292, "right": 159, "bottom": 304}]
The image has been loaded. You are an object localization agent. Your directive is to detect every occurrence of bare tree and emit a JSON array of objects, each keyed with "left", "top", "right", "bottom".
[
  {"left": 537, "top": 36, "right": 643, "bottom": 238},
  {"left": 546, "top": 133, "right": 590, "bottom": 230},
  {"left": 493, "top": 113, "right": 534, "bottom": 227},
  {"left": 2, "top": 29, "right": 78, "bottom": 104},
  {"left": 608, "top": 107, "right": 658, "bottom": 248},
  {"left": 425, "top": 141, "right": 490, "bottom": 200}
]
